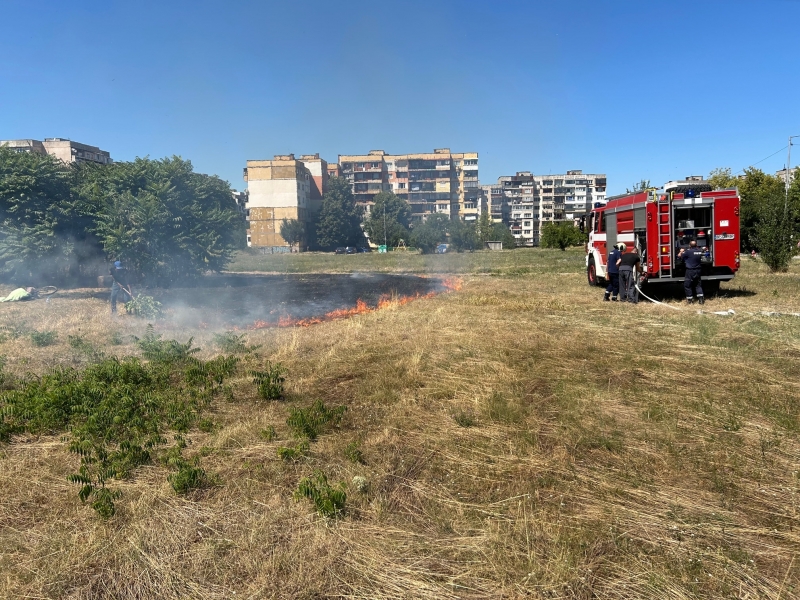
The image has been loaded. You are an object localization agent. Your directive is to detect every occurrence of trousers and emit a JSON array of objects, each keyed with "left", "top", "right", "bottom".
[
  {"left": 684, "top": 268, "right": 703, "bottom": 299},
  {"left": 605, "top": 272, "right": 619, "bottom": 298},
  {"left": 619, "top": 268, "right": 638, "bottom": 303}
]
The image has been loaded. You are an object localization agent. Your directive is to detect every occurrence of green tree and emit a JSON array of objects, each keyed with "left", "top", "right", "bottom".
[
  {"left": 316, "top": 177, "right": 364, "bottom": 249},
  {"left": 0, "top": 146, "right": 92, "bottom": 282},
  {"left": 410, "top": 213, "right": 450, "bottom": 253},
  {"left": 625, "top": 179, "right": 652, "bottom": 193},
  {"left": 363, "top": 191, "right": 410, "bottom": 247},
  {"left": 754, "top": 189, "right": 795, "bottom": 272},
  {"left": 449, "top": 219, "right": 479, "bottom": 252},
  {"left": 708, "top": 167, "right": 739, "bottom": 190},
  {"left": 78, "top": 157, "right": 244, "bottom": 285},
  {"left": 279, "top": 218, "right": 305, "bottom": 250},
  {"left": 492, "top": 222, "right": 518, "bottom": 249},
  {"left": 540, "top": 222, "right": 586, "bottom": 251}
]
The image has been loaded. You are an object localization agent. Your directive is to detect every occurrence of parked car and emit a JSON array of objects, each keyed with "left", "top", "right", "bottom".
[
  {"left": 357, "top": 246, "right": 372, "bottom": 253},
  {"left": 334, "top": 247, "right": 346, "bottom": 254},
  {"left": 436, "top": 243, "right": 450, "bottom": 254},
  {"left": 345, "top": 246, "right": 357, "bottom": 254}
]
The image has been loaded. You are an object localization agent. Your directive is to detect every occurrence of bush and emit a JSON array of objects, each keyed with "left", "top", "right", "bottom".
[
  {"left": 124, "top": 295, "right": 163, "bottom": 319},
  {"left": 250, "top": 362, "right": 286, "bottom": 400},
  {"left": 164, "top": 448, "right": 211, "bottom": 494},
  {"left": 212, "top": 331, "right": 259, "bottom": 354},
  {"left": 295, "top": 470, "right": 346, "bottom": 518},
  {"left": 344, "top": 440, "right": 364, "bottom": 463},
  {"left": 540, "top": 222, "right": 586, "bottom": 250},
  {"left": 277, "top": 439, "right": 310, "bottom": 461},
  {"left": 30, "top": 330, "right": 57, "bottom": 347},
  {"left": 287, "top": 400, "right": 346, "bottom": 440}
]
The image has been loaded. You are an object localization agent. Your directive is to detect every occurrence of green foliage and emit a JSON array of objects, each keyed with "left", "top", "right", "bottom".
[
  {"left": 277, "top": 438, "right": 310, "bottom": 461},
  {"left": 315, "top": 176, "right": 364, "bottom": 250},
  {"left": 754, "top": 188, "right": 795, "bottom": 272},
  {"left": 279, "top": 218, "right": 305, "bottom": 249},
  {"left": 344, "top": 439, "right": 364, "bottom": 464},
  {"left": 124, "top": 295, "right": 163, "bottom": 319},
  {"left": 212, "top": 331, "right": 259, "bottom": 354},
  {"left": 68, "top": 335, "right": 106, "bottom": 362},
  {"left": 453, "top": 410, "right": 477, "bottom": 427},
  {"left": 164, "top": 446, "right": 211, "bottom": 494},
  {"left": 625, "top": 179, "right": 652, "bottom": 193},
  {"left": 294, "top": 470, "right": 346, "bottom": 518},
  {"left": 0, "top": 326, "right": 238, "bottom": 516},
  {"left": 250, "top": 362, "right": 286, "bottom": 400},
  {"left": 29, "top": 330, "right": 57, "bottom": 347},
  {"left": 363, "top": 191, "right": 411, "bottom": 248},
  {"left": 410, "top": 213, "right": 450, "bottom": 253},
  {"left": 540, "top": 222, "right": 586, "bottom": 251},
  {"left": 286, "top": 400, "right": 346, "bottom": 440},
  {"left": 259, "top": 425, "right": 277, "bottom": 441}
]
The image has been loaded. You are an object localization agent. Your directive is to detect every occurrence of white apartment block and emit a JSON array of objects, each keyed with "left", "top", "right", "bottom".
[
  {"left": 0, "top": 138, "right": 112, "bottom": 164},
  {"left": 492, "top": 170, "right": 606, "bottom": 246}
]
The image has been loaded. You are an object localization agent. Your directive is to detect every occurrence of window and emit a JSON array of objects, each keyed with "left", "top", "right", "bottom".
[
  {"left": 524, "top": 213, "right": 532, "bottom": 218},
  {"left": 399, "top": 183, "right": 406, "bottom": 189},
  {"left": 438, "top": 203, "right": 448, "bottom": 210}
]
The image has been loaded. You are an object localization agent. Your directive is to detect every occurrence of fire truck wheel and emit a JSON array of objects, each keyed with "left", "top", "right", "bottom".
[{"left": 587, "top": 259, "right": 601, "bottom": 286}]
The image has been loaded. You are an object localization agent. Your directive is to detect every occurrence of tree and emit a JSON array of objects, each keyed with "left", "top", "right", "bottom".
[
  {"left": 708, "top": 167, "right": 739, "bottom": 190},
  {"left": 449, "top": 219, "right": 479, "bottom": 252},
  {"left": 754, "top": 188, "right": 795, "bottom": 272},
  {"left": 410, "top": 213, "right": 450, "bottom": 253},
  {"left": 363, "top": 191, "right": 410, "bottom": 247},
  {"left": 279, "top": 218, "right": 305, "bottom": 250},
  {"left": 0, "top": 146, "right": 90, "bottom": 282},
  {"left": 625, "top": 179, "right": 651, "bottom": 193},
  {"left": 540, "top": 222, "right": 586, "bottom": 251},
  {"left": 492, "top": 223, "right": 518, "bottom": 249},
  {"left": 315, "top": 176, "right": 364, "bottom": 250}
]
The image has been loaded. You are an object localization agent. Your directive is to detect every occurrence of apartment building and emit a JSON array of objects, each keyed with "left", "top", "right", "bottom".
[
  {"left": 492, "top": 170, "right": 606, "bottom": 246},
  {"left": 243, "top": 153, "right": 328, "bottom": 251},
  {"left": 338, "top": 148, "right": 481, "bottom": 221},
  {"left": 0, "top": 137, "right": 112, "bottom": 164}
]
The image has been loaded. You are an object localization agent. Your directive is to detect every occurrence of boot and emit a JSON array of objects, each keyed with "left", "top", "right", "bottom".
[
  {"left": 698, "top": 296, "right": 705, "bottom": 305},
  {"left": 611, "top": 296, "right": 618, "bottom": 302},
  {"left": 686, "top": 298, "right": 694, "bottom": 305},
  {"left": 603, "top": 293, "right": 610, "bottom": 302}
]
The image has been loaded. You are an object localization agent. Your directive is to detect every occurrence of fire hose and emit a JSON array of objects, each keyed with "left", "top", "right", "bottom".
[{"left": 634, "top": 276, "right": 681, "bottom": 310}]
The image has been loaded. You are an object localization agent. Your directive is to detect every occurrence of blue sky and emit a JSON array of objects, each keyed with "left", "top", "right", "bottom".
[{"left": 1, "top": 0, "right": 798, "bottom": 194}]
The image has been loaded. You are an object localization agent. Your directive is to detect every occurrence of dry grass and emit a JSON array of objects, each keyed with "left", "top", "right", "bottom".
[{"left": 1, "top": 249, "right": 799, "bottom": 599}]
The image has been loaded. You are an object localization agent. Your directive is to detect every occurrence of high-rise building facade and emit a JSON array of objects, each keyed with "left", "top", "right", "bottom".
[
  {"left": 492, "top": 170, "right": 606, "bottom": 246},
  {"left": 0, "top": 137, "right": 112, "bottom": 164},
  {"left": 243, "top": 153, "right": 328, "bottom": 250},
  {"left": 338, "top": 148, "right": 481, "bottom": 221}
]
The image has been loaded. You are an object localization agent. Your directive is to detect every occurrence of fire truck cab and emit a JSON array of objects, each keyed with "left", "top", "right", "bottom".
[{"left": 585, "top": 177, "right": 741, "bottom": 294}]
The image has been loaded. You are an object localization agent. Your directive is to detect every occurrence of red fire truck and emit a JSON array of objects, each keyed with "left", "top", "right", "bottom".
[{"left": 585, "top": 178, "right": 741, "bottom": 294}]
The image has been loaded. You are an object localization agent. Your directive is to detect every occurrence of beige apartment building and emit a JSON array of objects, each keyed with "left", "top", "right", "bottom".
[
  {"left": 0, "top": 137, "right": 112, "bottom": 164},
  {"left": 243, "top": 153, "right": 328, "bottom": 250},
  {"left": 491, "top": 170, "right": 606, "bottom": 246},
  {"left": 338, "top": 148, "right": 482, "bottom": 222}
]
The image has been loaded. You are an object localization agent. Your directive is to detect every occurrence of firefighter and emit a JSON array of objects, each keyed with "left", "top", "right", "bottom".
[
  {"left": 679, "top": 240, "right": 705, "bottom": 304},
  {"left": 604, "top": 243, "right": 622, "bottom": 301},
  {"left": 617, "top": 245, "right": 641, "bottom": 304},
  {"left": 110, "top": 260, "right": 133, "bottom": 314}
]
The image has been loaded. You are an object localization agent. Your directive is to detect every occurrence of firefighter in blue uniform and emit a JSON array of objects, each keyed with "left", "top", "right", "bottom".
[
  {"left": 679, "top": 240, "right": 705, "bottom": 304},
  {"left": 603, "top": 243, "right": 622, "bottom": 301}
]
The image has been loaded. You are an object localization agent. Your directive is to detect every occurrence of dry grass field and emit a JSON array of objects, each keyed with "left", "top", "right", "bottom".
[{"left": 0, "top": 248, "right": 799, "bottom": 599}]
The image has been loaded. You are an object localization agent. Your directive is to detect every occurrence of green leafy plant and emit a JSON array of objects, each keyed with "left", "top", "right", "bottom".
[
  {"left": 68, "top": 335, "right": 106, "bottom": 362},
  {"left": 30, "top": 330, "right": 57, "bottom": 347},
  {"left": 135, "top": 325, "right": 199, "bottom": 363},
  {"left": 259, "top": 425, "right": 277, "bottom": 441},
  {"left": 164, "top": 447, "right": 211, "bottom": 494},
  {"left": 250, "top": 362, "right": 286, "bottom": 400},
  {"left": 277, "top": 438, "right": 310, "bottom": 461},
  {"left": 124, "top": 295, "right": 164, "bottom": 319},
  {"left": 344, "top": 440, "right": 364, "bottom": 464},
  {"left": 212, "top": 331, "right": 260, "bottom": 354},
  {"left": 295, "top": 470, "right": 346, "bottom": 518},
  {"left": 286, "top": 400, "right": 346, "bottom": 441},
  {"left": 453, "top": 410, "right": 477, "bottom": 427}
]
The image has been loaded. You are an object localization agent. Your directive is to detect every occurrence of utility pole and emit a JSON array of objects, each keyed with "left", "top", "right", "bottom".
[{"left": 787, "top": 135, "right": 799, "bottom": 216}]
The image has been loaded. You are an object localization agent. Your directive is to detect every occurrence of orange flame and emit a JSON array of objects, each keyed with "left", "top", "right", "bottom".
[{"left": 247, "top": 277, "right": 463, "bottom": 330}]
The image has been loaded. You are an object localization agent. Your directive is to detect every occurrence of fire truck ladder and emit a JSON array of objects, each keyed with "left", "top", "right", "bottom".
[{"left": 658, "top": 197, "right": 673, "bottom": 277}]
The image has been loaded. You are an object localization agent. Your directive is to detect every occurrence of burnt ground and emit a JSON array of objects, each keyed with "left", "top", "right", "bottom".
[{"left": 135, "top": 273, "right": 441, "bottom": 328}]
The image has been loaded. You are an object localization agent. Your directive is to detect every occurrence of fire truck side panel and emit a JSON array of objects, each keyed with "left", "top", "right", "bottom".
[
  {"left": 709, "top": 194, "right": 740, "bottom": 275},
  {"left": 645, "top": 203, "right": 659, "bottom": 275}
]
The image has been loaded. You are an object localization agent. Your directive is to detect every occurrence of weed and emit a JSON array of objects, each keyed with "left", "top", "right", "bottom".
[
  {"left": 109, "top": 330, "right": 125, "bottom": 346},
  {"left": 344, "top": 440, "right": 364, "bottom": 464},
  {"left": 213, "top": 331, "right": 260, "bottom": 354},
  {"left": 134, "top": 325, "right": 199, "bottom": 363},
  {"left": 259, "top": 425, "right": 277, "bottom": 441},
  {"left": 295, "top": 470, "right": 346, "bottom": 518},
  {"left": 68, "top": 335, "right": 106, "bottom": 362},
  {"left": 287, "top": 400, "right": 346, "bottom": 440},
  {"left": 250, "top": 362, "right": 286, "bottom": 400},
  {"left": 29, "top": 330, "right": 57, "bottom": 347},
  {"left": 124, "top": 295, "right": 163, "bottom": 319},
  {"left": 351, "top": 475, "right": 368, "bottom": 493},
  {"left": 485, "top": 392, "right": 522, "bottom": 424},
  {"left": 164, "top": 447, "right": 211, "bottom": 494},
  {"left": 198, "top": 418, "right": 215, "bottom": 433},
  {"left": 277, "top": 438, "right": 309, "bottom": 461},
  {"left": 453, "top": 410, "right": 477, "bottom": 427}
]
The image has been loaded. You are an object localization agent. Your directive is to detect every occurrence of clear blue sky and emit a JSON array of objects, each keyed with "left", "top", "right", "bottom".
[{"left": 2, "top": 0, "right": 799, "bottom": 194}]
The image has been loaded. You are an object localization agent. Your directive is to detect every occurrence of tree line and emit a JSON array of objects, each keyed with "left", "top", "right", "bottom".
[
  {"left": 0, "top": 147, "right": 245, "bottom": 285},
  {"left": 280, "top": 176, "right": 517, "bottom": 253}
]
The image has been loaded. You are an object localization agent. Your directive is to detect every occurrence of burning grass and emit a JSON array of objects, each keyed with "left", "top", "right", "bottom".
[{"left": 0, "top": 249, "right": 799, "bottom": 598}]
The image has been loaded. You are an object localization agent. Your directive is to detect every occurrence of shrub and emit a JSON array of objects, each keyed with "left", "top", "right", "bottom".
[
  {"left": 295, "top": 470, "right": 346, "bottom": 518},
  {"left": 344, "top": 440, "right": 364, "bottom": 464},
  {"left": 213, "top": 331, "right": 259, "bottom": 354},
  {"left": 287, "top": 400, "right": 346, "bottom": 440},
  {"left": 124, "top": 295, "right": 163, "bottom": 319},
  {"left": 135, "top": 325, "right": 199, "bottom": 363},
  {"left": 250, "top": 362, "right": 286, "bottom": 400},
  {"left": 277, "top": 439, "right": 309, "bottom": 461},
  {"left": 30, "top": 330, "right": 57, "bottom": 347},
  {"left": 259, "top": 425, "right": 277, "bottom": 441}
]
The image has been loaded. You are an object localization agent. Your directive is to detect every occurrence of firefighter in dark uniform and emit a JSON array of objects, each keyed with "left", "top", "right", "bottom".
[
  {"left": 679, "top": 240, "right": 705, "bottom": 304},
  {"left": 604, "top": 243, "right": 622, "bottom": 301}
]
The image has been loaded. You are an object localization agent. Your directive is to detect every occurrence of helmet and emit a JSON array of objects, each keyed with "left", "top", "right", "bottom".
[
  {"left": 114, "top": 260, "right": 123, "bottom": 269},
  {"left": 617, "top": 243, "right": 626, "bottom": 252}
]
